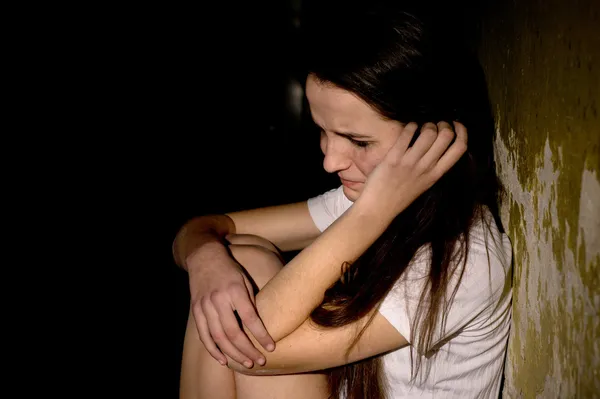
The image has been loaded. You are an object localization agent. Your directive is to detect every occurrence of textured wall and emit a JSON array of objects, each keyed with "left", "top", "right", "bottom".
[{"left": 478, "top": 0, "right": 599, "bottom": 397}]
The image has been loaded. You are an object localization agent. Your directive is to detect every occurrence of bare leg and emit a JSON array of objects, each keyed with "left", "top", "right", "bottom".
[
  {"left": 179, "top": 236, "right": 275, "bottom": 399},
  {"left": 180, "top": 307, "right": 236, "bottom": 399},
  {"left": 179, "top": 234, "right": 328, "bottom": 399},
  {"left": 226, "top": 236, "right": 329, "bottom": 399}
]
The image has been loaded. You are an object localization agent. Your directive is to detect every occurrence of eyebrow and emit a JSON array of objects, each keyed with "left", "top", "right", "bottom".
[
  {"left": 314, "top": 122, "right": 372, "bottom": 139},
  {"left": 334, "top": 131, "right": 372, "bottom": 139}
]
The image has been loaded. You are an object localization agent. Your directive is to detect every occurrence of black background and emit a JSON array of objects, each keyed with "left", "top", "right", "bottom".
[
  {"left": 116, "top": 2, "right": 339, "bottom": 396},
  {"left": 76, "top": 1, "right": 485, "bottom": 397}
]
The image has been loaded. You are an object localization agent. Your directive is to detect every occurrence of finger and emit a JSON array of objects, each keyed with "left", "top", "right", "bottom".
[
  {"left": 436, "top": 121, "right": 453, "bottom": 135},
  {"left": 387, "top": 122, "right": 418, "bottom": 164},
  {"left": 243, "top": 274, "right": 257, "bottom": 305},
  {"left": 419, "top": 121, "right": 455, "bottom": 167},
  {"left": 213, "top": 294, "right": 267, "bottom": 365},
  {"left": 433, "top": 121, "right": 468, "bottom": 176},
  {"left": 203, "top": 298, "right": 254, "bottom": 368},
  {"left": 193, "top": 305, "right": 227, "bottom": 365},
  {"left": 405, "top": 122, "right": 438, "bottom": 162},
  {"left": 231, "top": 284, "right": 276, "bottom": 352},
  {"left": 453, "top": 121, "right": 468, "bottom": 144}
]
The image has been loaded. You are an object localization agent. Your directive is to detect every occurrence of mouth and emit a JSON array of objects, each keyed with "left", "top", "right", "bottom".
[{"left": 340, "top": 178, "right": 363, "bottom": 188}]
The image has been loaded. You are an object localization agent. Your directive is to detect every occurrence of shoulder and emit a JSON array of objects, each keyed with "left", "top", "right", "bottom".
[
  {"left": 389, "top": 208, "right": 512, "bottom": 304},
  {"left": 306, "top": 185, "right": 353, "bottom": 231},
  {"left": 307, "top": 185, "right": 350, "bottom": 209},
  {"left": 465, "top": 208, "right": 513, "bottom": 292}
]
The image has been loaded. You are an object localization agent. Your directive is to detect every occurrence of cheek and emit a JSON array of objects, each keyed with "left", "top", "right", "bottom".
[{"left": 355, "top": 149, "right": 387, "bottom": 177}]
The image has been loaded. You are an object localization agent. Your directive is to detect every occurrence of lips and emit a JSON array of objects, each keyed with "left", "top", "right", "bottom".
[
  {"left": 339, "top": 176, "right": 361, "bottom": 183},
  {"left": 340, "top": 178, "right": 363, "bottom": 188}
]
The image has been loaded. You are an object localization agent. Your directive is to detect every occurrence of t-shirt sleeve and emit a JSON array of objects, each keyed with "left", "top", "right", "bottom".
[
  {"left": 306, "top": 185, "right": 353, "bottom": 232},
  {"left": 378, "top": 233, "right": 511, "bottom": 353}
]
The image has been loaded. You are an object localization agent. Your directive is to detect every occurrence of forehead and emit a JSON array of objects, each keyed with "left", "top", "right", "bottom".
[{"left": 305, "top": 75, "right": 387, "bottom": 131}]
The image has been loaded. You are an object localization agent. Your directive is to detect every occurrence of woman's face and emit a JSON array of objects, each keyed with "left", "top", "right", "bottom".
[{"left": 305, "top": 74, "right": 404, "bottom": 201}]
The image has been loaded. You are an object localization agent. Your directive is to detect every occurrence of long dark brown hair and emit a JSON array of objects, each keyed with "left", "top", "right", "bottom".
[{"left": 301, "top": 3, "right": 503, "bottom": 398}]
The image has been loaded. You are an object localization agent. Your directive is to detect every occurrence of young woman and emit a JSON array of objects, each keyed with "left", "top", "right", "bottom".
[{"left": 173, "top": 4, "right": 512, "bottom": 398}]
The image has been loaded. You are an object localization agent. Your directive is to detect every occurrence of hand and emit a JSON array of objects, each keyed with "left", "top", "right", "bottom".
[
  {"left": 187, "top": 245, "right": 275, "bottom": 368},
  {"left": 360, "top": 121, "right": 467, "bottom": 216}
]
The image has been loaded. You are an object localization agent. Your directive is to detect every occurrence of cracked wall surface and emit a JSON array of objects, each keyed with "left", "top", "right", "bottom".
[{"left": 478, "top": 0, "right": 599, "bottom": 397}]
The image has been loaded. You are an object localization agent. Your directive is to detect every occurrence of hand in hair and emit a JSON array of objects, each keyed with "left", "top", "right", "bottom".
[{"left": 359, "top": 121, "right": 468, "bottom": 217}]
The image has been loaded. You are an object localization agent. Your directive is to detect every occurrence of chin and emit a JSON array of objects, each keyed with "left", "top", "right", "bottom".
[{"left": 342, "top": 186, "right": 360, "bottom": 202}]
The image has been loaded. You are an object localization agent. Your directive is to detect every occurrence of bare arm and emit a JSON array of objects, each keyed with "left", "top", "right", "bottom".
[
  {"left": 173, "top": 201, "right": 321, "bottom": 269},
  {"left": 172, "top": 200, "right": 323, "bottom": 368},
  {"left": 172, "top": 214, "right": 236, "bottom": 271},
  {"left": 254, "top": 195, "right": 396, "bottom": 342},
  {"left": 238, "top": 121, "right": 467, "bottom": 358},
  {"left": 227, "top": 201, "right": 321, "bottom": 252},
  {"left": 228, "top": 309, "right": 408, "bottom": 375},
  {"left": 224, "top": 198, "right": 410, "bottom": 375},
  {"left": 179, "top": 121, "right": 466, "bottom": 371}
]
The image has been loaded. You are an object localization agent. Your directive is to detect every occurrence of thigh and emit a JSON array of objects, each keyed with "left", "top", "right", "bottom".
[
  {"left": 228, "top": 240, "right": 330, "bottom": 399},
  {"left": 234, "top": 372, "right": 329, "bottom": 399},
  {"left": 180, "top": 309, "right": 236, "bottom": 399},
  {"left": 179, "top": 237, "right": 278, "bottom": 399},
  {"left": 181, "top": 238, "right": 329, "bottom": 399}
]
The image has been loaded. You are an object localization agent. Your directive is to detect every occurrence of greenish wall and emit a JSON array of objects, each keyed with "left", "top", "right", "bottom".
[{"left": 478, "top": 0, "right": 599, "bottom": 397}]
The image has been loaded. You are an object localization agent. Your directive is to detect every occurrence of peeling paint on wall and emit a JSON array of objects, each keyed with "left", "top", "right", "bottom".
[
  {"left": 494, "top": 133, "right": 599, "bottom": 398},
  {"left": 478, "top": 0, "right": 600, "bottom": 397}
]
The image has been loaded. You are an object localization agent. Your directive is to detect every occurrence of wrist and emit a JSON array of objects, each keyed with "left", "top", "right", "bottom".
[
  {"left": 353, "top": 193, "right": 400, "bottom": 225},
  {"left": 185, "top": 238, "right": 229, "bottom": 272},
  {"left": 173, "top": 215, "right": 236, "bottom": 269},
  {"left": 173, "top": 227, "right": 226, "bottom": 270}
]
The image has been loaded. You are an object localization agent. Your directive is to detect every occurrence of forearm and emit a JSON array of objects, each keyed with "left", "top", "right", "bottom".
[
  {"left": 255, "top": 197, "right": 395, "bottom": 342},
  {"left": 172, "top": 215, "right": 237, "bottom": 271}
]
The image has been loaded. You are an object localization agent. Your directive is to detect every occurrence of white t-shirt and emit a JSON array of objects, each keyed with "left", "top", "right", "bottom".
[{"left": 307, "top": 186, "right": 512, "bottom": 399}]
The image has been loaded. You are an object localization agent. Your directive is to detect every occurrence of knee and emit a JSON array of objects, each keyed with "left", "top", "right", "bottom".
[
  {"left": 226, "top": 234, "right": 281, "bottom": 256},
  {"left": 228, "top": 243, "right": 284, "bottom": 290}
]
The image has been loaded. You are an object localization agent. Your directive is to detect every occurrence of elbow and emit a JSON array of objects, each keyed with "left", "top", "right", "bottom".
[
  {"left": 227, "top": 364, "right": 274, "bottom": 376},
  {"left": 226, "top": 362, "right": 254, "bottom": 375},
  {"left": 224, "top": 356, "right": 268, "bottom": 376},
  {"left": 226, "top": 360, "right": 289, "bottom": 376}
]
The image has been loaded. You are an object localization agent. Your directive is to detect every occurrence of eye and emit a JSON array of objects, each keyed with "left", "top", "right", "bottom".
[{"left": 349, "top": 138, "right": 370, "bottom": 148}]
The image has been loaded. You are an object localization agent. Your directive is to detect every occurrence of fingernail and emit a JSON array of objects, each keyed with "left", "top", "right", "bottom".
[
  {"left": 257, "top": 357, "right": 265, "bottom": 366},
  {"left": 266, "top": 344, "right": 275, "bottom": 351},
  {"left": 244, "top": 361, "right": 253, "bottom": 368},
  {"left": 219, "top": 360, "right": 226, "bottom": 366}
]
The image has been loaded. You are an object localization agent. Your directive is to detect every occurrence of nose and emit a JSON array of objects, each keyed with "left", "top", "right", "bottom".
[{"left": 322, "top": 138, "right": 351, "bottom": 173}]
